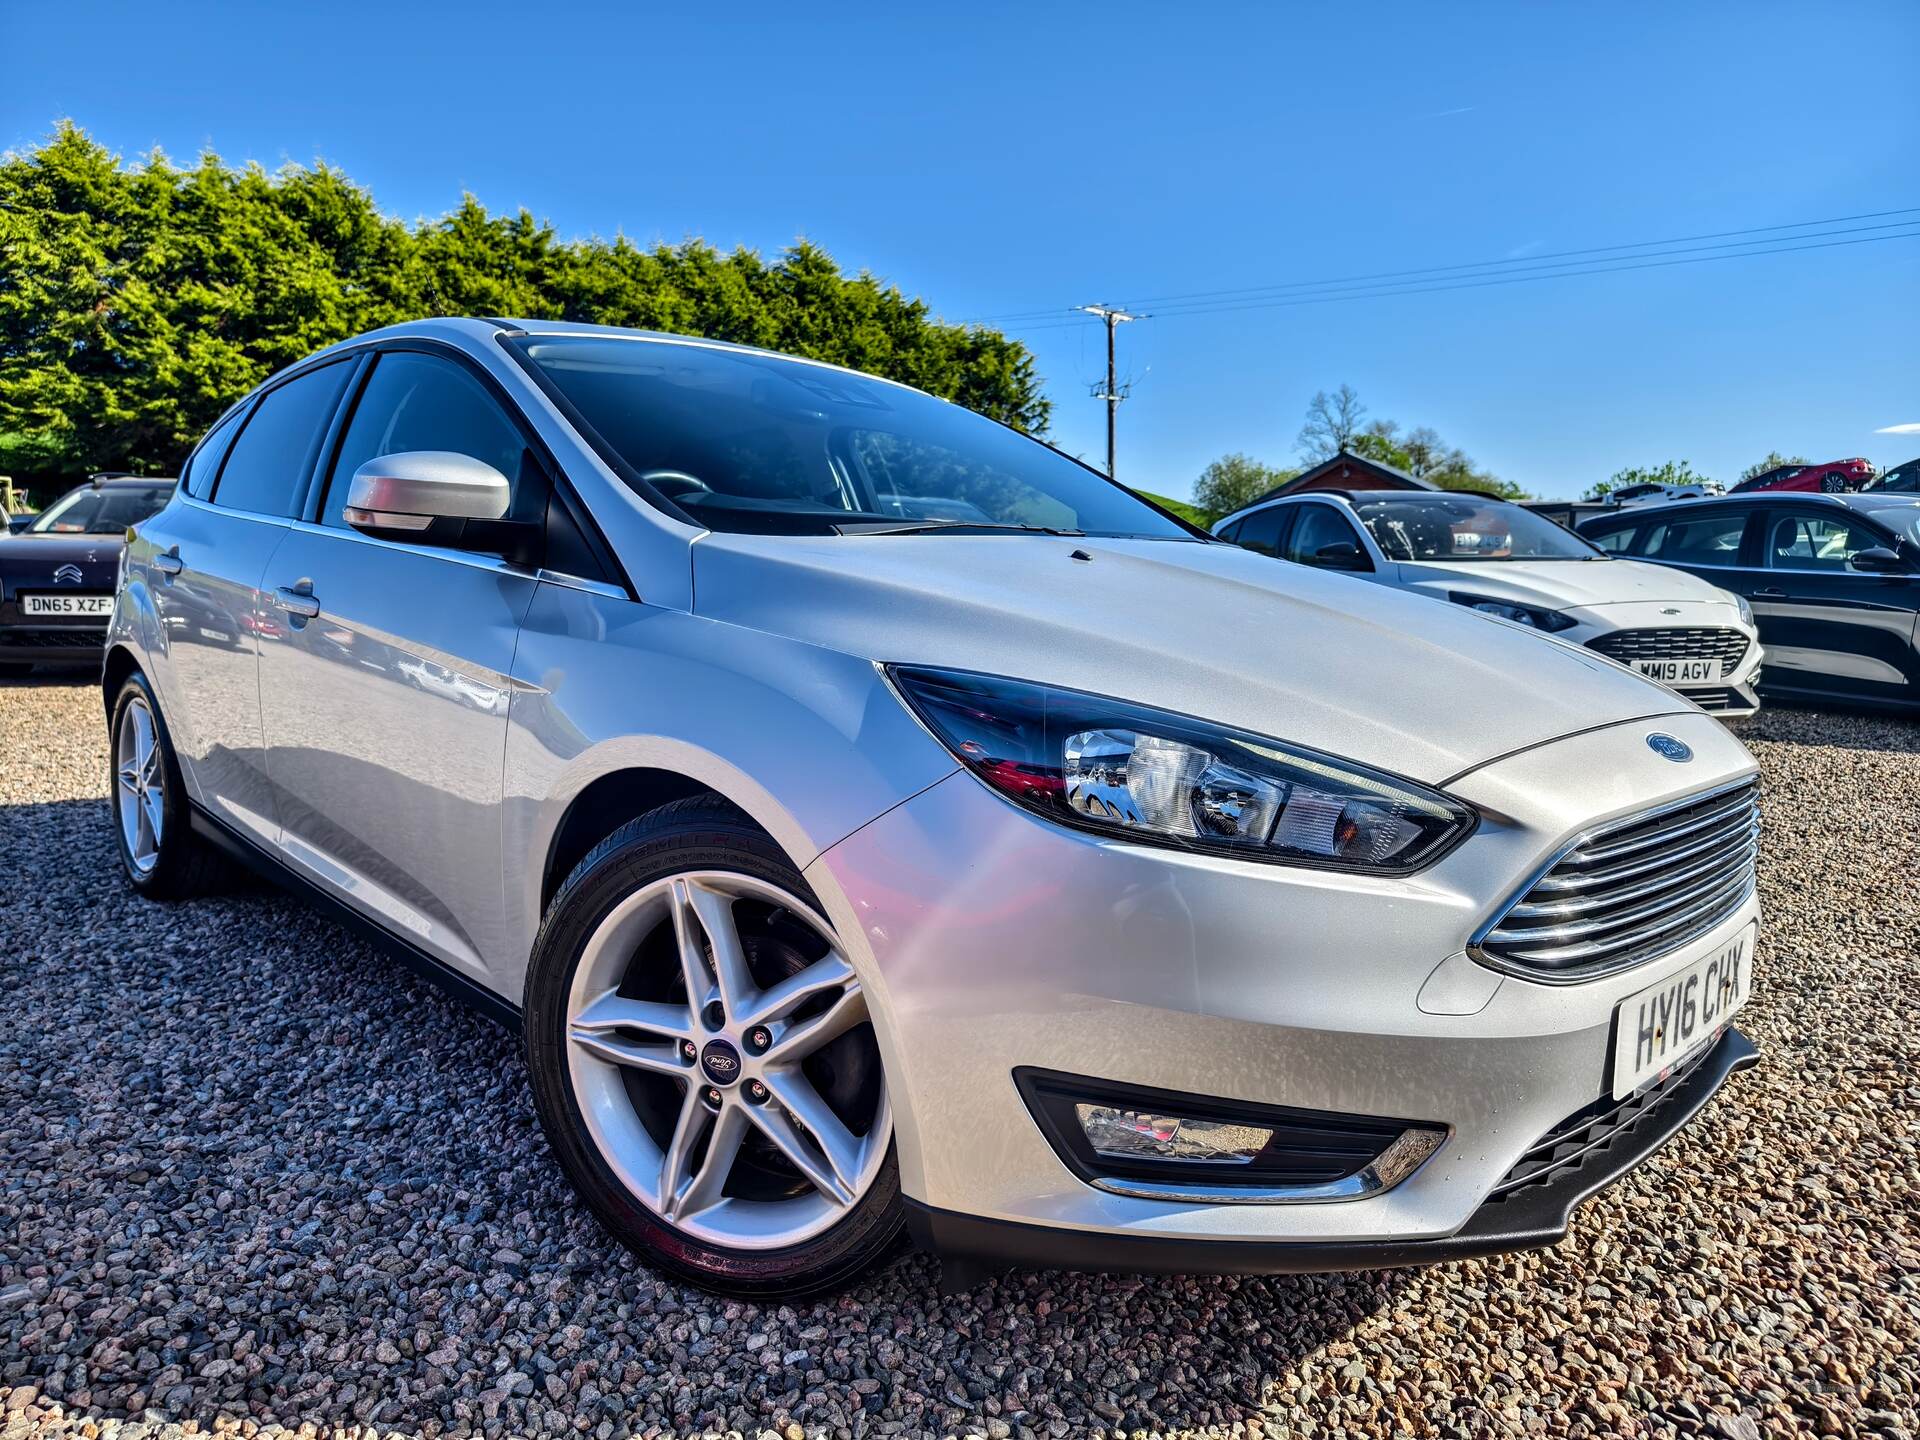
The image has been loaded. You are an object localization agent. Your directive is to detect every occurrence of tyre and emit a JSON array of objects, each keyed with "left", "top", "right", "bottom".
[
  {"left": 523, "top": 796, "right": 902, "bottom": 1296},
  {"left": 108, "top": 671, "right": 232, "bottom": 899}
]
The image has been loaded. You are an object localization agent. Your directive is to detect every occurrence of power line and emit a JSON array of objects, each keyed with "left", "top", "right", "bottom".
[
  {"left": 959, "top": 205, "right": 1920, "bottom": 327},
  {"left": 990, "top": 225, "right": 1920, "bottom": 333},
  {"left": 1122, "top": 205, "right": 1920, "bottom": 309}
]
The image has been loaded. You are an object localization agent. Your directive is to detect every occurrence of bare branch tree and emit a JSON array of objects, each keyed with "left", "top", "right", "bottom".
[{"left": 1296, "top": 383, "right": 1366, "bottom": 462}]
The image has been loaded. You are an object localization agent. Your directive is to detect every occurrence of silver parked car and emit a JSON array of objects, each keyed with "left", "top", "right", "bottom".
[{"left": 105, "top": 319, "right": 1761, "bottom": 1295}]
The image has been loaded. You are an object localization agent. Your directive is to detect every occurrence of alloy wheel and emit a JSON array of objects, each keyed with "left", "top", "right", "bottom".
[
  {"left": 564, "top": 871, "right": 889, "bottom": 1249},
  {"left": 115, "top": 695, "right": 165, "bottom": 874}
]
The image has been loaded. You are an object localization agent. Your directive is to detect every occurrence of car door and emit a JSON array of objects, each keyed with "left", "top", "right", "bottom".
[
  {"left": 1749, "top": 506, "right": 1919, "bottom": 703},
  {"left": 140, "top": 359, "right": 355, "bottom": 848},
  {"left": 256, "top": 346, "right": 548, "bottom": 983}
]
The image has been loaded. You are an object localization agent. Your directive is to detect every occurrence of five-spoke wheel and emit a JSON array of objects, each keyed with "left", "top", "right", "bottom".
[
  {"left": 525, "top": 797, "right": 902, "bottom": 1294},
  {"left": 114, "top": 691, "right": 165, "bottom": 874}
]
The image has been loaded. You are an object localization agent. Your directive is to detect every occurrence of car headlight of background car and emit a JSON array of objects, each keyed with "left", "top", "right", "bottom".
[
  {"left": 1446, "top": 591, "right": 1577, "bottom": 632},
  {"left": 1733, "top": 593, "right": 1754, "bottom": 627},
  {"left": 888, "top": 666, "right": 1475, "bottom": 874}
]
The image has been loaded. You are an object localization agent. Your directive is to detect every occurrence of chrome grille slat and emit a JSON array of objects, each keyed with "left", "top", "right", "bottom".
[
  {"left": 1497, "top": 870, "right": 1755, "bottom": 966},
  {"left": 1506, "top": 826, "right": 1760, "bottom": 919},
  {"left": 1473, "top": 779, "right": 1760, "bottom": 979},
  {"left": 1531, "top": 806, "right": 1758, "bottom": 892},
  {"left": 1561, "top": 787, "right": 1756, "bottom": 867},
  {"left": 1586, "top": 627, "right": 1750, "bottom": 678}
]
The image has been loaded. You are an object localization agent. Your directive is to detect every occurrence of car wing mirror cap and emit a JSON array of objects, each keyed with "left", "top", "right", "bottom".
[
  {"left": 1848, "top": 546, "right": 1907, "bottom": 574},
  {"left": 345, "top": 451, "right": 512, "bottom": 534}
]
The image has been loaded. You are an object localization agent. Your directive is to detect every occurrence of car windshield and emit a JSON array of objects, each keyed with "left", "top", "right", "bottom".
[
  {"left": 28, "top": 484, "right": 173, "bottom": 534},
  {"left": 1352, "top": 494, "right": 1603, "bottom": 562},
  {"left": 510, "top": 336, "right": 1192, "bottom": 538}
]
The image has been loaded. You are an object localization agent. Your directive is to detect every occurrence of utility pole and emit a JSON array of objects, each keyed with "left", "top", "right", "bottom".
[{"left": 1078, "top": 305, "right": 1142, "bottom": 480}]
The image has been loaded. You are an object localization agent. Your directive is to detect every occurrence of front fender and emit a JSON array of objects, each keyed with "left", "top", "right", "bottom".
[{"left": 501, "top": 581, "right": 958, "bottom": 1003}]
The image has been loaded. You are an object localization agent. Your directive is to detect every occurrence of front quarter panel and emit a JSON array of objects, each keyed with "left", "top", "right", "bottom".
[{"left": 501, "top": 579, "right": 959, "bottom": 1003}]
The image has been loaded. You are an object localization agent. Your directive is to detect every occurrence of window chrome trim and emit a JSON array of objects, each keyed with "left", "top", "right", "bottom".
[
  {"left": 1087, "top": 1128, "right": 1446, "bottom": 1205},
  {"left": 1467, "top": 775, "right": 1760, "bottom": 985},
  {"left": 536, "top": 568, "right": 629, "bottom": 601}
]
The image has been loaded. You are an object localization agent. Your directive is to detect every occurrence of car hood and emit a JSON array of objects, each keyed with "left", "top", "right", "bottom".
[
  {"left": 692, "top": 534, "right": 1689, "bottom": 784},
  {"left": 0, "top": 532, "right": 124, "bottom": 584},
  {"left": 1393, "top": 557, "right": 1736, "bottom": 612}
]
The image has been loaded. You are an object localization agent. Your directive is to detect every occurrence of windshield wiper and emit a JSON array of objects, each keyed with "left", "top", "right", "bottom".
[{"left": 834, "top": 519, "right": 1086, "bottom": 537}]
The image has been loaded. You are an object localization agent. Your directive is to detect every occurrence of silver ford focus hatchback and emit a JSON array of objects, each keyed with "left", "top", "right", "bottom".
[{"left": 105, "top": 318, "right": 1760, "bottom": 1295}]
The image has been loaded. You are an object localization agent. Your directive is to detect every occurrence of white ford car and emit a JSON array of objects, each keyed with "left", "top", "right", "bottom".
[{"left": 1212, "top": 490, "right": 1764, "bottom": 717}]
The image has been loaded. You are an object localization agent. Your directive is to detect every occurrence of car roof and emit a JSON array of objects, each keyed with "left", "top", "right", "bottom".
[
  {"left": 297, "top": 316, "right": 927, "bottom": 394},
  {"left": 1216, "top": 487, "right": 1518, "bottom": 526},
  {"left": 1576, "top": 491, "right": 1920, "bottom": 526}
]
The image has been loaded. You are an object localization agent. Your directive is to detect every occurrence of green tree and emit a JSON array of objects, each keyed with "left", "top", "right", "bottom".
[
  {"left": 1739, "top": 451, "right": 1809, "bottom": 482},
  {"left": 1192, "top": 453, "right": 1298, "bottom": 518},
  {"left": 1351, "top": 419, "right": 1526, "bottom": 499},
  {"left": 0, "top": 123, "right": 1049, "bottom": 488},
  {"left": 1587, "top": 460, "right": 1714, "bottom": 501}
]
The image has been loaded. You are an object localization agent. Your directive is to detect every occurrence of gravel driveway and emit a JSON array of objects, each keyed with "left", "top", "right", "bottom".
[{"left": 2, "top": 673, "right": 1916, "bottom": 1440}]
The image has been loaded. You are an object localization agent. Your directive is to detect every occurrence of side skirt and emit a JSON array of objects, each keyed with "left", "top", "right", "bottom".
[{"left": 188, "top": 804, "right": 523, "bottom": 1033}]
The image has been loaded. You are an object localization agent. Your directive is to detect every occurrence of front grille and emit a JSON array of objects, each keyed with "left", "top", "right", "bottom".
[
  {"left": 1587, "top": 628, "right": 1750, "bottom": 677},
  {"left": 0, "top": 627, "right": 105, "bottom": 649},
  {"left": 1487, "top": 1036, "right": 1718, "bottom": 1200},
  {"left": 1682, "top": 687, "right": 1754, "bottom": 713},
  {"left": 1473, "top": 779, "right": 1760, "bottom": 978}
]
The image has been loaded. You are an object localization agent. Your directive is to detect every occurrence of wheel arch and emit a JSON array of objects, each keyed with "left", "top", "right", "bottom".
[{"left": 102, "top": 643, "right": 140, "bottom": 718}]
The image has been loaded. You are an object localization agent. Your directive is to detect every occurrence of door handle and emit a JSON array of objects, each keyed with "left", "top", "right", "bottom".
[
  {"left": 272, "top": 586, "right": 321, "bottom": 619},
  {"left": 153, "top": 547, "right": 182, "bottom": 577},
  {"left": 1751, "top": 587, "right": 1786, "bottom": 599}
]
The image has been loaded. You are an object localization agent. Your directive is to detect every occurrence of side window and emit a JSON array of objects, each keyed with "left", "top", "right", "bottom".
[
  {"left": 1215, "top": 519, "right": 1243, "bottom": 543},
  {"left": 1283, "top": 506, "right": 1367, "bottom": 568},
  {"left": 183, "top": 409, "right": 245, "bottom": 500},
  {"left": 1640, "top": 512, "right": 1748, "bottom": 565},
  {"left": 1582, "top": 521, "right": 1640, "bottom": 554},
  {"left": 213, "top": 362, "right": 353, "bottom": 516},
  {"left": 1764, "top": 512, "right": 1879, "bottom": 571},
  {"left": 322, "top": 352, "right": 536, "bottom": 529},
  {"left": 1234, "top": 507, "right": 1288, "bottom": 556}
]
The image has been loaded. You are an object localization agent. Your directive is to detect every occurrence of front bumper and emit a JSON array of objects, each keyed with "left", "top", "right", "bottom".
[
  {"left": 909, "top": 1026, "right": 1758, "bottom": 1274},
  {"left": 0, "top": 619, "right": 110, "bottom": 665},
  {"left": 1560, "top": 605, "right": 1764, "bottom": 718},
  {"left": 804, "top": 708, "right": 1760, "bottom": 1262}
]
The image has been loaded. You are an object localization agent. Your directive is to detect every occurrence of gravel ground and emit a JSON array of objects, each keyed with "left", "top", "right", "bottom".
[{"left": 2, "top": 673, "right": 1916, "bottom": 1440}]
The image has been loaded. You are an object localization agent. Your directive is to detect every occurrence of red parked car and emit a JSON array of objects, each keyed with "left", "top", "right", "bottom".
[{"left": 1730, "top": 457, "right": 1876, "bottom": 495}]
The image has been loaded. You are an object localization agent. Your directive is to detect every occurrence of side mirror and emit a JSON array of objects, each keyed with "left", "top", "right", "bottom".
[
  {"left": 1313, "top": 541, "right": 1369, "bottom": 571},
  {"left": 1849, "top": 546, "right": 1908, "bottom": 574},
  {"left": 345, "top": 451, "right": 538, "bottom": 565}
]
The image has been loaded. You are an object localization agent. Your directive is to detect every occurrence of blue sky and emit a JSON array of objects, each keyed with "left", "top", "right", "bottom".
[{"left": 5, "top": 1, "right": 1917, "bottom": 500}]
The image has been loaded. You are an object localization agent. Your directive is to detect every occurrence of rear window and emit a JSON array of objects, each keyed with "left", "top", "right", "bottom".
[{"left": 1581, "top": 520, "right": 1640, "bottom": 554}]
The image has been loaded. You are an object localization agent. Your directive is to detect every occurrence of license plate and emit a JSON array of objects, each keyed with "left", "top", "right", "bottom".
[
  {"left": 1632, "top": 657, "right": 1716, "bottom": 683},
  {"left": 21, "top": 593, "right": 112, "bottom": 618},
  {"left": 1611, "top": 925, "right": 1753, "bottom": 1098}
]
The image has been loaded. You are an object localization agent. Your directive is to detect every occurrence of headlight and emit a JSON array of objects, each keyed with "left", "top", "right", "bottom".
[
  {"left": 1446, "top": 592, "right": 1577, "bottom": 632},
  {"left": 1733, "top": 593, "right": 1754, "bottom": 627},
  {"left": 887, "top": 666, "right": 1475, "bottom": 874}
]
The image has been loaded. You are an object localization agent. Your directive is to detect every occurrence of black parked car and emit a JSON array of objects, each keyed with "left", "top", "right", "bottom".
[
  {"left": 1577, "top": 493, "right": 1920, "bottom": 714},
  {"left": 0, "top": 475, "right": 176, "bottom": 675}
]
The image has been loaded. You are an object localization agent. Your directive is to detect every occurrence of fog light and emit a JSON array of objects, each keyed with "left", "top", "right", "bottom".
[{"left": 1075, "top": 1104, "right": 1268, "bottom": 1164}]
